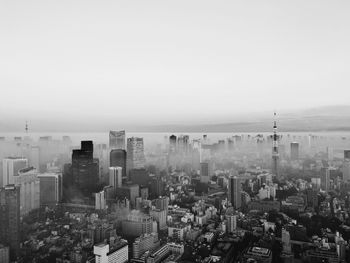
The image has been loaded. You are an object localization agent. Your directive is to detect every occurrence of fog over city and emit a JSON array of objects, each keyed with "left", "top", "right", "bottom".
[{"left": 1, "top": 1, "right": 350, "bottom": 263}]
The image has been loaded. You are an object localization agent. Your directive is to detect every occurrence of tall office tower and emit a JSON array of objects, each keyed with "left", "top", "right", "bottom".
[
  {"left": 109, "top": 167, "right": 122, "bottom": 190},
  {"left": 169, "top": 135, "right": 177, "bottom": 154},
  {"left": 228, "top": 176, "right": 241, "bottom": 209},
  {"left": 95, "top": 144, "right": 109, "bottom": 182},
  {"left": 72, "top": 141, "right": 99, "bottom": 196},
  {"left": 282, "top": 229, "right": 292, "bottom": 253},
  {"left": 290, "top": 142, "right": 299, "bottom": 160},
  {"left": 37, "top": 172, "right": 62, "bottom": 207},
  {"left": 0, "top": 185, "right": 20, "bottom": 260},
  {"left": 2, "top": 157, "right": 28, "bottom": 187},
  {"left": 321, "top": 168, "right": 330, "bottom": 192},
  {"left": 272, "top": 112, "right": 279, "bottom": 176},
  {"left": 15, "top": 167, "right": 40, "bottom": 216},
  {"left": 200, "top": 162, "right": 210, "bottom": 183},
  {"left": 110, "top": 149, "right": 127, "bottom": 179},
  {"left": 177, "top": 135, "right": 189, "bottom": 153},
  {"left": 343, "top": 150, "right": 350, "bottom": 182},
  {"left": 109, "top": 130, "right": 126, "bottom": 150},
  {"left": 127, "top": 137, "right": 145, "bottom": 171},
  {"left": 149, "top": 175, "right": 164, "bottom": 199},
  {"left": 121, "top": 211, "right": 153, "bottom": 237},
  {"left": 327, "top": 147, "right": 334, "bottom": 161}
]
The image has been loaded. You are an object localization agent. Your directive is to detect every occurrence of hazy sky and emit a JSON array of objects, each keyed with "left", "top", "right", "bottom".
[{"left": 1, "top": 0, "right": 349, "bottom": 127}]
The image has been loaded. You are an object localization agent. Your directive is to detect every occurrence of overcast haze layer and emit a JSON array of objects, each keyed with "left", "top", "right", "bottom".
[{"left": 1, "top": 0, "right": 350, "bottom": 128}]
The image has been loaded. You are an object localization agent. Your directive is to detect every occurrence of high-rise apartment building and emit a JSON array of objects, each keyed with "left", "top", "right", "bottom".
[
  {"left": 109, "top": 130, "right": 126, "bottom": 150},
  {"left": 15, "top": 167, "right": 40, "bottom": 216},
  {"left": 127, "top": 137, "right": 145, "bottom": 171},
  {"left": 228, "top": 176, "right": 241, "bottom": 209},
  {"left": 0, "top": 185, "right": 21, "bottom": 260}
]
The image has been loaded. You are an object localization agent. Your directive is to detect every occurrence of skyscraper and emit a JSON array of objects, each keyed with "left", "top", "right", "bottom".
[
  {"left": 321, "top": 168, "right": 330, "bottom": 192},
  {"left": 109, "top": 167, "right": 122, "bottom": 190},
  {"left": 290, "top": 142, "right": 299, "bottom": 160},
  {"left": 200, "top": 162, "right": 210, "bottom": 183},
  {"left": 2, "top": 157, "right": 28, "bottom": 187},
  {"left": 110, "top": 149, "right": 127, "bottom": 179},
  {"left": 109, "top": 130, "right": 126, "bottom": 150},
  {"left": 72, "top": 141, "right": 99, "bottom": 196},
  {"left": 169, "top": 135, "right": 177, "bottom": 154},
  {"left": 272, "top": 112, "right": 279, "bottom": 176},
  {"left": 37, "top": 172, "right": 62, "bottom": 207},
  {"left": 343, "top": 150, "right": 350, "bottom": 182},
  {"left": 0, "top": 185, "right": 21, "bottom": 260},
  {"left": 228, "top": 176, "right": 241, "bottom": 209},
  {"left": 127, "top": 137, "right": 145, "bottom": 171}
]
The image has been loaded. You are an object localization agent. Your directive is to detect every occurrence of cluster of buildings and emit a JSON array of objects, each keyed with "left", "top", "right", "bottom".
[{"left": 1, "top": 118, "right": 350, "bottom": 262}]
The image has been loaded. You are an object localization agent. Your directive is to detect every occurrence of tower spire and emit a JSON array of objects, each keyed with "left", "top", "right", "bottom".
[
  {"left": 25, "top": 121, "right": 28, "bottom": 133},
  {"left": 272, "top": 111, "right": 279, "bottom": 176}
]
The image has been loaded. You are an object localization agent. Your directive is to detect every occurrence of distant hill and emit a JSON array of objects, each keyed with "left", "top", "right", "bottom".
[{"left": 1, "top": 105, "right": 350, "bottom": 132}]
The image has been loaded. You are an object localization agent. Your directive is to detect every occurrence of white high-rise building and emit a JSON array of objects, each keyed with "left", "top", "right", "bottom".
[
  {"left": 94, "top": 242, "right": 128, "bottom": 263},
  {"left": 14, "top": 167, "right": 40, "bottom": 216},
  {"left": 109, "top": 166, "right": 122, "bottom": 189},
  {"left": 2, "top": 157, "right": 28, "bottom": 187}
]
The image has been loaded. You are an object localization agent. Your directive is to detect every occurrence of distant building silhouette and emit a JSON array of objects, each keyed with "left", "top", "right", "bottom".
[
  {"left": 200, "top": 162, "right": 210, "bottom": 183},
  {"left": 72, "top": 141, "right": 99, "bottom": 196},
  {"left": 127, "top": 137, "right": 145, "bottom": 171},
  {"left": 290, "top": 142, "right": 299, "bottom": 160}
]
